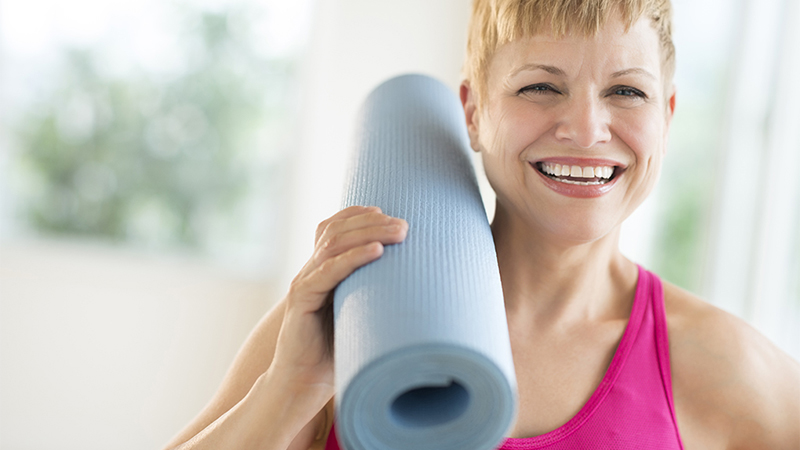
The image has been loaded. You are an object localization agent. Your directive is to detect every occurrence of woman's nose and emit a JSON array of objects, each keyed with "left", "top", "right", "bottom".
[{"left": 553, "top": 96, "right": 612, "bottom": 149}]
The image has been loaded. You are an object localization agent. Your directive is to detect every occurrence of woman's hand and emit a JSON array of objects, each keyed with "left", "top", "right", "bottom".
[
  {"left": 267, "top": 205, "right": 408, "bottom": 409},
  {"left": 162, "top": 206, "right": 408, "bottom": 450}
]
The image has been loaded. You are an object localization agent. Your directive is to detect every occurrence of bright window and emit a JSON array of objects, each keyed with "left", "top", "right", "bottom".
[{"left": 1, "top": 0, "right": 314, "bottom": 274}]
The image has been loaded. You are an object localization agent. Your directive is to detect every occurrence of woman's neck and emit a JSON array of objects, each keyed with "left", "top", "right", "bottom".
[{"left": 491, "top": 205, "right": 638, "bottom": 330}]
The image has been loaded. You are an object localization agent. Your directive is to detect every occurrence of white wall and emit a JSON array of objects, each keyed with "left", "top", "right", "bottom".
[
  {"left": 282, "top": 0, "right": 476, "bottom": 288},
  {"left": 0, "top": 239, "right": 275, "bottom": 449}
]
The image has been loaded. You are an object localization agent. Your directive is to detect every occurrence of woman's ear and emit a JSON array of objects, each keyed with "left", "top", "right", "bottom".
[
  {"left": 460, "top": 81, "right": 482, "bottom": 152},
  {"left": 662, "top": 84, "right": 677, "bottom": 154},
  {"left": 665, "top": 84, "right": 676, "bottom": 125}
]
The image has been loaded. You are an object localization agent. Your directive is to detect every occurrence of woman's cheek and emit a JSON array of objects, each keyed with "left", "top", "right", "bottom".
[
  {"left": 614, "top": 108, "right": 665, "bottom": 162},
  {"left": 496, "top": 103, "right": 551, "bottom": 155}
]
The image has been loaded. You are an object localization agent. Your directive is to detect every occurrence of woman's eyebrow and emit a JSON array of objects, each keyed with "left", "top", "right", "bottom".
[
  {"left": 610, "top": 67, "right": 657, "bottom": 80},
  {"left": 507, "top": 64, "right": 656, "bottom": 81},
  {"left": 509, "top": 63, "right": 566, "bottom": 78}
]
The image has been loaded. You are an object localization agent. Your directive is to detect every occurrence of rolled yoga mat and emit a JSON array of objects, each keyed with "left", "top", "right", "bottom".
[{"left": 333, "top": 74, "right": 518, "bottom": 450}]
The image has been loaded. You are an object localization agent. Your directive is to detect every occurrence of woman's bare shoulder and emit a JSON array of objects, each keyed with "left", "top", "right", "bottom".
[{"left": 662, "top": 281, "right": 800, "bottom": 449}]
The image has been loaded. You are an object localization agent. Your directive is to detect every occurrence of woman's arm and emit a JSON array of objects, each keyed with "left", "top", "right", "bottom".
[
  {"left": 161, "top": 206, "right": 408, "bottom": 450},
  {"left": 161, "top": 300, "right": 326, "bottom": 450},
  {"left": 666, "top": 283, "right": 800, "bottom": 450}
]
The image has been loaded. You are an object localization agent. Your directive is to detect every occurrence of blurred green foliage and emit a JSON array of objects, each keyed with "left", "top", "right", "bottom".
[
  {"left": 12, "top": 6, "right": 294, "bottom": 249},
  {"left": 651, "top": 91, "right": 724, "bottom": 292}
]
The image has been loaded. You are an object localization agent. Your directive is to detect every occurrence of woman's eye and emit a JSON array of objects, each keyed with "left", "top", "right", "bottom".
[
  {"left": 519, "top": 84, "right": 559, "bottom": 95},
  {"left": 612, "top": 86, "right": 646, "bottom": 98}
]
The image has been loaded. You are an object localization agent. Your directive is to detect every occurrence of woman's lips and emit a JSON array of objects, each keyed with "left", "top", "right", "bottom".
[
  {"left": 529, "top": 161, "right": 624, "bottom": 198},
  {"left": 533, "top": 157, "right": 626, "bottom": 168}
]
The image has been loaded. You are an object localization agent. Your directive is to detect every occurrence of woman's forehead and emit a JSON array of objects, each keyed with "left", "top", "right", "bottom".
[{"left": 489, "top": 17, "right": 662, "bottom": 82}]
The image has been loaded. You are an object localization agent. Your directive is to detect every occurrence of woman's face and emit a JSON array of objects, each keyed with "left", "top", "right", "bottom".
[{"left": 462, "top": 16, "right": 675, "bottom": 244}]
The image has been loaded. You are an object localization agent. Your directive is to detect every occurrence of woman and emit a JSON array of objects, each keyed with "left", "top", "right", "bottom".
[{"left": 163, "top": 0, "right": 800, "bottom": 449}]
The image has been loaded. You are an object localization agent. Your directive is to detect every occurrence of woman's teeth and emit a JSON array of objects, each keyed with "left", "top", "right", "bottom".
[{"left": 538, "top": 162, "right": 616, "bottom": 185}]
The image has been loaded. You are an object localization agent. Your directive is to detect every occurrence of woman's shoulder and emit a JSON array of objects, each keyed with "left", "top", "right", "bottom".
[
  {"left": 660, "top": 279, "right": 800, "bottom": 449},
  {"left": 661, "top": 281, "right": 764, "bottom": 359},
  {"left": 660, "top": 280, "right": 797, "bottom": 376}
]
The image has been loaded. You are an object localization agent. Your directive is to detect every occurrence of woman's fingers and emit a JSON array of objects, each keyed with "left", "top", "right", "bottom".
[
  {"left": 289, "top": 207, "right": 408, "bottom": 314},
  {"left": 311, "top": 208, "right": 406, "bottom": 269},
  {"left": 316, "top": 219, "right": 408, "bottom": 261},
  {"left": 314, "top": 205, "right": 381, "bottom": 243},
  {"left": 289, "top": 242, "right": 383, "bottom": 313},
  {"left": 315, "top": 208, "right": 405, "bottom": 246},
  {"left": 312, "top": 241, "right": 386, "bottom": 295}
]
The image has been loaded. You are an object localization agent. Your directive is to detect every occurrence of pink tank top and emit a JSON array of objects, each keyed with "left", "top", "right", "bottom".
[{"left": 325, "top": 266, "right": 684, "bottom": 449}]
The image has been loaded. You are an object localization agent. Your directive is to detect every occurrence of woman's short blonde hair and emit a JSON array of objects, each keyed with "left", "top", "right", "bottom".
[{"left": 463, "top": 0, "right": 675, "bottom": 104}]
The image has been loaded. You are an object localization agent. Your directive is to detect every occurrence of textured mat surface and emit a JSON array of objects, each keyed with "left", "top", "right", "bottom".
[{"left": 333, "top": 74, "right": 517, "bottom": 450}]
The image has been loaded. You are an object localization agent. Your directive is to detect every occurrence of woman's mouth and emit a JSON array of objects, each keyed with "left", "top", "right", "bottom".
[
  {"left": 530, "top": 160, "right": 624, "bottom": 198},
  {"left": 535, "top": 161, "right": 620, "bottom": 185}
]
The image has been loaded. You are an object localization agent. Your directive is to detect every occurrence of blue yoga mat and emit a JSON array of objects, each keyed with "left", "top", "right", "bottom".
[{"left": 333, "top": 74, "right": 518, "bottom": 450}]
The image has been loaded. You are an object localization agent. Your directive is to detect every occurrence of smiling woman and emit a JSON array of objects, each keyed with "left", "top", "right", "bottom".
[
  {"left": 463, "top": 15, "right": 673, "bottom": 245},
  {"left": 455, "top": 5, "right": 800, "bottom": 449}
]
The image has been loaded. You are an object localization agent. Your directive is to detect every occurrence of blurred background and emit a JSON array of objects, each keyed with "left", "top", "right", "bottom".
[{"left": 0, "top": 0, "right": 798, "bottom": 448}]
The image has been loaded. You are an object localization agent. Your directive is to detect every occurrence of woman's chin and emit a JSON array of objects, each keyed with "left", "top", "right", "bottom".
[
  {"left": 495, "top": 205, "right": 620, "bottom": 248},
  {"left": 540, "top": 220, "right": 619, "bottom": 247}
]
